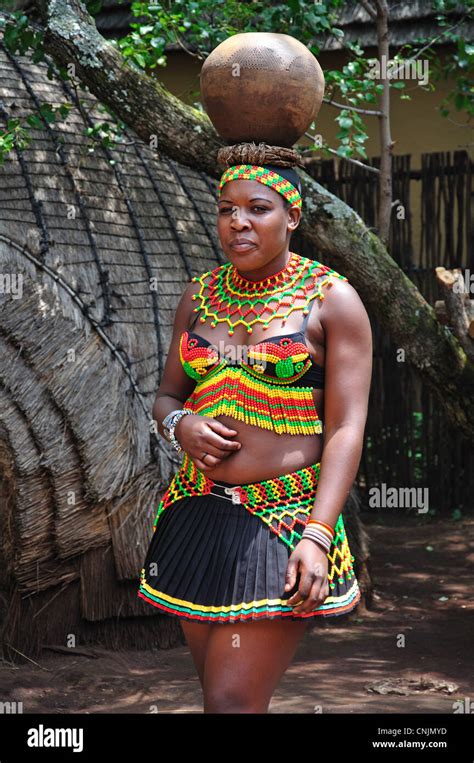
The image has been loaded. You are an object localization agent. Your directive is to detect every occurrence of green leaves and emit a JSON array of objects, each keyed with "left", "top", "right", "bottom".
[
  {"left": 116, "top": 0, "right": 346, "bottom": 70},
  {"left": 1, "top": 11, "right": 45, "bottom": 61},
  {"left": 0, "top": 119, "right": 30, "bottom": 166},
  {"left": 338, "top": 117, "right": 353, "bottom": 130},
  {"left": 0, "top": 103, "right": 74, "bottom": 165},
  {"left": 83, "top": 108, "right": 127, "bottom": 152},
  {"left": 428, "top": 3, "right": 474, "bottom": 118}
]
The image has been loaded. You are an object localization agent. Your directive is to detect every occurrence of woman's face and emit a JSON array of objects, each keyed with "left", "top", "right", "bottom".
[{"left": 216, "top": 179, "right": 301, "bottom": 272}]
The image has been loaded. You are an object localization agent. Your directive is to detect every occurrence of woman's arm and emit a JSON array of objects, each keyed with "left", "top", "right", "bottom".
[
  {"left": 152, "top": 281, "right": 199, "bottom": 438},
  {"left": 309, "top": 278, "right": 373, "bottom": 527}
]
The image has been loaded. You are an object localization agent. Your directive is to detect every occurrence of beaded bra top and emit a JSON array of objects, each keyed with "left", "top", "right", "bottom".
[{"left": 179, "top": 253, "right": 348, "bottom": 436}]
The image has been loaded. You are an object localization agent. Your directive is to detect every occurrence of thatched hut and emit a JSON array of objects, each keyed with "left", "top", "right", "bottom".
[{"left": 0, "top": 42, "right": 370, "bottom": 661}]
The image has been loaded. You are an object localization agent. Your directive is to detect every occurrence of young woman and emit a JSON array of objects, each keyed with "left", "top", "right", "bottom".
[{"left": 138, "top": 155, "right": 373, "bottom": 714}]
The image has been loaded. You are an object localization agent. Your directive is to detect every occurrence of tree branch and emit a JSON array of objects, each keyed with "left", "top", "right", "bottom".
[
  {"left": 436, "top": 268, "right": 474, "bottom": 362},
  {"left": 359, "top": 0, "right": 377, "bottom": 21},
  {"left": 389, "top": 8, "right": 472, "bottom": 81},
  {"left": 323, "top": 98, "right": 382, "bottom": 116},
  {"left": 301, "top": 133, "right": 380, "bottom": 174}
]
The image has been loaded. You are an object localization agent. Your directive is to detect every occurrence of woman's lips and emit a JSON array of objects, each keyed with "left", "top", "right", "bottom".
[{"left": 230, "top": 242, "right": 257, "bottom": 251}]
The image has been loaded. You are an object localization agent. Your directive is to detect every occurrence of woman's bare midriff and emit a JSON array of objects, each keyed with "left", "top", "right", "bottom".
[{"left": 190, "top": 388, "right": 325, "bottom": 484}]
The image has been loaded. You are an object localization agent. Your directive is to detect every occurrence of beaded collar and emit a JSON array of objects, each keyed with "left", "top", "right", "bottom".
[{"left": 191, "top": 252, "right": 335, "bottom": 336}]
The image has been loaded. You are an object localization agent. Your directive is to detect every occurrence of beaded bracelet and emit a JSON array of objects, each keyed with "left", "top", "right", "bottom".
[{"left": 301, "top": 518, "right": 335, "bottom": 553}]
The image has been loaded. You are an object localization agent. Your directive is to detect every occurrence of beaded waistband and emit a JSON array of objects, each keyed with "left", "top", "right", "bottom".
[{"left": 153, "top": 452, "right": 322, "bottom": 550}]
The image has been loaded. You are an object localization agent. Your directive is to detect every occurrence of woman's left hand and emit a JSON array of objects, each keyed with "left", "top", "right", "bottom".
[{"left": 284, "top": 539, "right": 330, "bottom": 614}]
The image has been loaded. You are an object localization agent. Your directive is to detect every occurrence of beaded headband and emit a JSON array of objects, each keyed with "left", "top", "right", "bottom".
[{"left": 218, "top": 164, "right": 302, "bottom": 209}]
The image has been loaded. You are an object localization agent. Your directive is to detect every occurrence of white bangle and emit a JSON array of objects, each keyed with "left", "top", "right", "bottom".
[{"left": 301, "top": 526, "right": 331, "bottom": 553}]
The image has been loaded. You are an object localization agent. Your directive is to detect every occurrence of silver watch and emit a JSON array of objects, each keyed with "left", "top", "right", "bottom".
[{"left": 162, "top": 409, "right": 185, "bottom": 442}]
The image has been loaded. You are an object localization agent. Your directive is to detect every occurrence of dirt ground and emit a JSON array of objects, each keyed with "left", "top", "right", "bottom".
[{"left": 1, "top": 514, "right": 472, "bottom": 714}]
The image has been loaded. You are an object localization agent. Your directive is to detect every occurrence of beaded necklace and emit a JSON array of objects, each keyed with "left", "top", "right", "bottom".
[{"left": 191, "top": 251, "right": 333, "bottom": 335}]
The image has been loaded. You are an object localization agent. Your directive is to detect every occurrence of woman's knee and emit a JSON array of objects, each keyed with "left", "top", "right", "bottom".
[{"left": 203, "top": 684, "right": 270, "bottom": 713}]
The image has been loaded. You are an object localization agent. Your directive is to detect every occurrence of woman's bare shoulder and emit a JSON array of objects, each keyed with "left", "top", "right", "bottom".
[{"left": 318, "top": 276, "right": 371, "bottom": 336}]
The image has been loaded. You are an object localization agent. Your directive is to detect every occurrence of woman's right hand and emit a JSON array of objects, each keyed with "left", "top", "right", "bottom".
[{"left": 174, "top": 414, "right": 241, "bottom": 471}]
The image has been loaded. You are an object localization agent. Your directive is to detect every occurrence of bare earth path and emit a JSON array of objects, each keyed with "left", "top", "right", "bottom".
[{"left": 1, "top": 515, "right": 472, "bottom": 714}]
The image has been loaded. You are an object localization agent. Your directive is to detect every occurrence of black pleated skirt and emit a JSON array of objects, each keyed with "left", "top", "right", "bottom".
[{"left": 138, "top": 479, "right": 361, "bottom": 624}]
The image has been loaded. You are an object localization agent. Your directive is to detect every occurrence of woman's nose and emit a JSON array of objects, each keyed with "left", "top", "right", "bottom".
[{"left": 230, "top": 214, "right": 251, "bottom": 228}]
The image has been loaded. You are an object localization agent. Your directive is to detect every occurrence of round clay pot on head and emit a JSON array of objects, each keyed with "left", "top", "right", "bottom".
[{"left": 200, "top": 31, "right": 325, "bottom": 147}]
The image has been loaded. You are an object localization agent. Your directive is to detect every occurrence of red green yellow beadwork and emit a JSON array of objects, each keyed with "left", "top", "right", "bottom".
[
  {"left": 218, "top": 164, "right": 302, "bottom": 209},
  {"left": 190, "top": 251, "right": 347, "bottom": 336},
  {"left": 180, "top": 343, "right": 323, "bottom": 435}
]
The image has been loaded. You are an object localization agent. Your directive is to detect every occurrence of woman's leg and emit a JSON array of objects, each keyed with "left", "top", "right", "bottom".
[
  {"left": 180, "top": 620, "right": 212, "bottom": 688},
  {"left": 202, "top": 618, "right": 309, "bottom": 713}
]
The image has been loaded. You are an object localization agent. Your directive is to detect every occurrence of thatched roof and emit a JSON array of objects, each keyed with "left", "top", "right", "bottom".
[{"left": 0, "top": 39, "right": 225, "bottom": 658}]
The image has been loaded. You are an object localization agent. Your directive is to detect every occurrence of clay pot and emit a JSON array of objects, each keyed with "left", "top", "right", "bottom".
[{"left": 200, "top": 32, "right": 324, "bottom": 147}]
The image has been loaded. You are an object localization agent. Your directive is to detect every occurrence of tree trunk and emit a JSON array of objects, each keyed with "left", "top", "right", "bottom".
[{"left": 33, "top": 0, "right": 474, "bottom": 441}]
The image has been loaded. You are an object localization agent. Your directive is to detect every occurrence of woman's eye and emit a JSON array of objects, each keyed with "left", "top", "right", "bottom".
[{"left": 218, "top": 206, "right": 268, "bottom": 214}]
